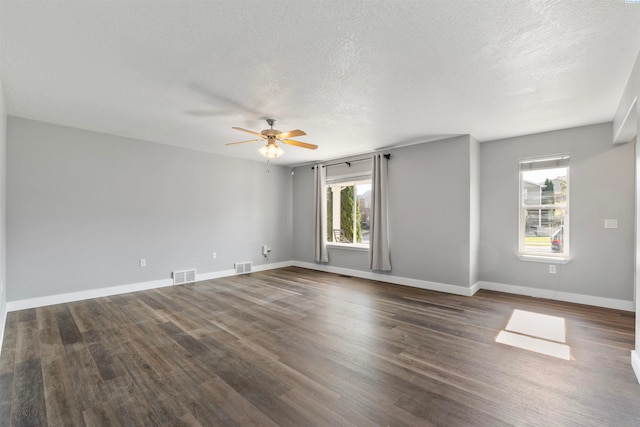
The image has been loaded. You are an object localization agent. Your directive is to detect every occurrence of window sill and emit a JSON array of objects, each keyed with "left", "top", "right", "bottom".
[
  {"left": 517, "top": 254, "right": 572, "bottom": 264},
  {"left": 327, "top": 243, "right": 369, "bottom": 252}
]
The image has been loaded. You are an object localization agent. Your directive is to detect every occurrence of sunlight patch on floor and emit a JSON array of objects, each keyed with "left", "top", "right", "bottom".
[
  {"left": 506, "top": 309, "right": 566, "bottom": 342},
  {"left": 496, "top": 309, "right": 571, "bottom": 360},
  {"left": 496, "top": 330, "right": 571, "bottom": 360}
]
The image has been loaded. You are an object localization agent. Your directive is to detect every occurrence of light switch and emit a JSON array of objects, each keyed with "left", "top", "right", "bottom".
[{"left": 604, "top": 219, "right": 618, "bottom": 229}]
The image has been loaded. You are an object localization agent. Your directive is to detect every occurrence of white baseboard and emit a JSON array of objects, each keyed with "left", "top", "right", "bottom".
[
  {"left": 5, "top": 261, "right": 295, "bottom": 312},
  {"left": 292, "top": 261, "right": 478, "bottom": 296},
  {"left": 632, "top": 351, "right": 640, "bottom": 384},
  {"left": 478, "top": 281, "right": 634, "bottom": 312},
  {"left": 197, "top": 261, "right": 293, "bottom": 281},
  {"left": 3, "top": 262, "right": 634, "bottom": 313},
  {"left": 197, "top": 269, "right": 237, "bottom": 281},
  {"left": 6, "top": 277, "right": 174, "bottom": 312},
  {"left": 252, "top": 261, "right": 294, "bottom": 272}
]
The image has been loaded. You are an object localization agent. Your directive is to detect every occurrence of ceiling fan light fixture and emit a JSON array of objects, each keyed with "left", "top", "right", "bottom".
[
  {"left": 259, "top": 143, "right": 284, "bottom": 159},
  {"left": 228, "top": 119, "right": 316, "bottom": 158}
]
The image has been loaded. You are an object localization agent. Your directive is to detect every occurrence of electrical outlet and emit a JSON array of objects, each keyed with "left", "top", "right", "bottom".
[
  {"left": 140, "top": 259, "right": 146, "bottom": 267},
  {"left": 212, "top": 252, "right": 217, "bottom": 259},
  {"left": 262, "top": 245, "right": 269, "bottom": 257},
  {"left": 549, "top": 265, "right": 556, "bottom": 274}
]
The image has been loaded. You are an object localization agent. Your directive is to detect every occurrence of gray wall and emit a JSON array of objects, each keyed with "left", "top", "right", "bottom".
[
  {"left": 636, "top": 114, "right": 640, "bottom": 354},
  {"left": 628, "top": 52, "right": 640, "bottom": 361},
  {"left": 479, "top": 123, "right": 635, "bottom": 301},
  {"left": 469, "top": 135, "right": 480, "bottom": 287},
  {"left": 0, "top": 78, "right": 6, "bottom": 327},
  {"left": 7, "top": 117, "right": 292, "bottom": 301},
  {"left": 292, "top": 135, "right": 479, "bottom": 288}
]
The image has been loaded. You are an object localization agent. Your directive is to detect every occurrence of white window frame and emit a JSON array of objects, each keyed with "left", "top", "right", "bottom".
[
  {"left": 518, "top": 155, "right": 571, "bottom": 263},
  {"left": 326, "top": 175, "right": 371, "bottom": 250}
]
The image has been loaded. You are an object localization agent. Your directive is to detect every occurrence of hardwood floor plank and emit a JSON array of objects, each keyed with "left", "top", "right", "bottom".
[
  {"left": 38, "top": 325, "right": 66, "bottom": 367},
  {"left": 197, "top": 377, "right": 280, "bottom": 427},
  {"left": 94, "top": 298, "right": 135, "bottom": 329},
  {"left": 14, "top": 322, "right": 40, "bottom": 364},
  {"left": 42, "top": 357, "right": 86, "bottom": 427},
  {"left": 86, "top": 340, "right": 126, "bottom": 382},
  {"left": 63, "top": 345, "right": 107, "bottom": 411},
  {"left": 209, "top": 326, "right": 342, "bottom": 403},
  {"left": 81, "top": 325, "right": 128, "bottom": 351},
  {"left": 109, "top": 296, "right": 168, "bottom": 325},
  {"left": 0, "top": 343, "right": 16, "bottom": 377},
  {"left": 14, "top": 309, "right": 36, "bottom": 325},
  {"left": 82, "top": 404, "right": 123, "bottom": 427},
  {"left": 279, "top": 389, "right": 359, "bottom": 427},
  {"left": 394, "top": 391, "right": 510, "bottom": 427},
  {"left": 157, "top": 322, "right": 209, "bottom": 356},
  {"left": 109, "top": 390, "right": 163, "bottom": 425},
  {"left": 55, "top": 308, "right": 83, "bottom": 346},
  {"left": 0, "top": 372, "right": 14, "bottom": 424},
  {"left": 10, "top": 359, "right": 47, "bottom": 426},
  {"left": 116, "top": 348, "right": 191, "bottom": 424}
]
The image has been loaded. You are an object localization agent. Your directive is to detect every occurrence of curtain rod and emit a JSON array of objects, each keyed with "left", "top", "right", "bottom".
[{"left": 311, "top": 153, "right": 390, "bottom": 169}]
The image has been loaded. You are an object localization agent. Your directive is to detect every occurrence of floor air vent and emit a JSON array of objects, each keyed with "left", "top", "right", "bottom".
[
  {"left": 173, "top": 269, "right": 196, "bottom": 285},
  {"left": 235, "top": 261, "right": 252, "bottom": 275}
]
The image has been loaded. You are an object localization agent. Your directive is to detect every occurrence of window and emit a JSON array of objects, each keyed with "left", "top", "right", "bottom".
[
  {"left": 519, "top": 155, "right": 569, "bottom": 259},
  {"left": 326, "top": 179, "right": 371, "bottom": 245}
]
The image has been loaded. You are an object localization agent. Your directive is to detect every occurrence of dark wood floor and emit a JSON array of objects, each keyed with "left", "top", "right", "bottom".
[{"left": 1, "top": 267, "right": 639, "bottom": 426}]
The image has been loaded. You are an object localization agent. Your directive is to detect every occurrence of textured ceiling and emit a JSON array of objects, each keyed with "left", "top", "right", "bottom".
[{"left": 1, "top": 1, "right": 640, "bottom": 166}]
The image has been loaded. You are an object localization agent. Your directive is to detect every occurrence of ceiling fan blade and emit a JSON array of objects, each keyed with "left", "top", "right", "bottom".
[
  {"left": 232, "top": 127, "right": 265, "bottom": 138},
  {"left": 226, "top": 139, "right": 262, "bottom": 146},
  {"left": 282, "top": 139, "right": 318, "bottom": 150},
  {"left": 276, "top": 129, "right": 306, "bottom": 139}
]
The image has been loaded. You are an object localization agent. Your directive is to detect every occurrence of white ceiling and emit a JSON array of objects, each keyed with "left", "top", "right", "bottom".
[{"left": 1, "top": 1, "right": 640, "bottom": 166}]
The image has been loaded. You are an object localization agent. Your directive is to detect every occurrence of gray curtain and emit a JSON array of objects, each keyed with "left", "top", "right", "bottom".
[
  {"left": 313, "top": 164, "right": 329, "bottom": 262},
  {"left": 369, "top": 154, "right": 391, "bottom": 271}
]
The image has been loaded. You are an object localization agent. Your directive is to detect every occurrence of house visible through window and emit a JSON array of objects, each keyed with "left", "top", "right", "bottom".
[
  {"left": 519, "top": 155, "right": 569, "bottom": 258},
  {"left": 326, "top": 179, "right": 371, "bottom": 245}
]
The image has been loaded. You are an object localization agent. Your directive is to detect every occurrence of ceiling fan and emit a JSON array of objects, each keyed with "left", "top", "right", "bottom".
[{"left": 227, "top": 119, "right": 317, "bottom": 158}]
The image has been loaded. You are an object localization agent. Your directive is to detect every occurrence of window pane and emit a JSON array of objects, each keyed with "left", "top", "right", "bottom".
[
  {"left": 520, "top": 161, "right": 568, "bottom": 256},
  {"left": 326, "top": 180, "right": 372, "bottom": 244},
  {"left": 521, "top": 168, "right": 567, "bottom": 206},
  {"left": 357, "top": 183, "right": 371, "bottom": 243},
  {"left": 524, "top": 208, "right": 566, "bottom": 255},
  {"left": 326, "top": 187, "right": 333, "bottom": 241}
]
